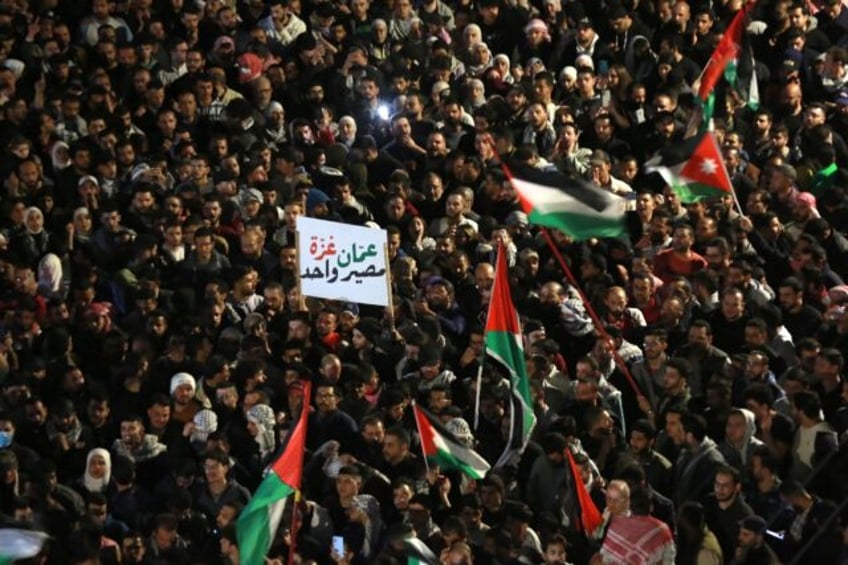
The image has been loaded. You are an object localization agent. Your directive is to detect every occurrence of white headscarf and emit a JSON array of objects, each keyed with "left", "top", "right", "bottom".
[
  {"left": 84, "top": 448, "right": 112, "bottom": 493},
  {"left": 24, "top": 207, "right": 44, "bottom": 235},
  {"left": 50, "top": 141, "right": 70, "bottom": 171},
  {"left": 38, "top": 253, "right": 62, "bottom": 295}
]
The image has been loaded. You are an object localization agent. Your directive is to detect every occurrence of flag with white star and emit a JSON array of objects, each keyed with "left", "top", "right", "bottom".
[{"left": 644, "top": 132, "right": 734, "bottom": 203}]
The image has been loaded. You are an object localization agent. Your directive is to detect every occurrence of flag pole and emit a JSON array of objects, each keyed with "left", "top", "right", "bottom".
[
  {"left": 287, "top": 491, "right": 301, "bottom": 565},
  {"left": 383, "top": 242, "right": 395, "bottom": 331},
  {"left": 294, "top": 229, "right": 306, "bottom": 311},
  {"left": 482, "top": 134, "right": 643, "bottom": 398},
  {"left": 411, "top": 401, "right": 431, "bottom": 475},
  {"left": 473, "top": 362, "right": 483, "bottom": 431},
  {"left": 537, "top": 227, "right": 643, "bottom": 397}
]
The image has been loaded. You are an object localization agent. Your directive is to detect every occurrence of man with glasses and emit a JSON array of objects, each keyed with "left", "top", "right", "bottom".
[{"left": 307, "top": 382, "right": 358, "bottom": 452}]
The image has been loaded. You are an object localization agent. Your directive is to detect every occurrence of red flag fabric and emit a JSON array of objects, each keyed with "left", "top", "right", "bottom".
[
  {"left": 566, "top": 449, "right": 603, "bottom": 533},
  {"left": 697, "top": 3, "right": 752, "bottom": 100}
]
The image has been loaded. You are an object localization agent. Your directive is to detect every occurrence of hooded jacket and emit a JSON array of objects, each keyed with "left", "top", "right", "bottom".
[{"left": 719, "top": 408, "right": 766, "bottom": 471}]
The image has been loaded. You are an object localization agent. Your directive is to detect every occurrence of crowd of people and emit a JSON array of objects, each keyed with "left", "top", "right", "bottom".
[{"left": 0, "top": 0, "right": 848, "bottom": 562}]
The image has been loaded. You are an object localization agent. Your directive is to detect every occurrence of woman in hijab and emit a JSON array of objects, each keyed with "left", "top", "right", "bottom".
[
  {"left": 516, "top": 19, "right": 555, "bottom": 67},
  {"left": 12, "top": 206, "right": 50, "bottom": 266},
  {"left": 77, "top": 448, "right": 112, "bottom": 496},
  {"left": 337, "top": 116, "right": 358, "bottom": 150},
  {"left": 492, "top": 54, "right": 514, "bottom": 85},
  {"left": 466, "top": 42, "right": 493, "bottom": 78}
]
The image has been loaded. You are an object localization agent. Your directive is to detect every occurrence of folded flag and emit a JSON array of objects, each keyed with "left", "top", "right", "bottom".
[
  {"left": 645, "top": 132, "right": 734, "bottom": 203},
  {"left": 237, "top": 381, "right": 312, "bottom": 565},
  {"left": 413, "top": 403, "right": 491, "bottom": 480},
  {"left": 504, "top": 164, "right": 626, "bottom": 240}
]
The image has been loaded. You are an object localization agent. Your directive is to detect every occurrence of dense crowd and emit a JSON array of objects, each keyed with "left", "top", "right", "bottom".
[{"left": 0, "top": 0, "right": 848, "bottom": 563}]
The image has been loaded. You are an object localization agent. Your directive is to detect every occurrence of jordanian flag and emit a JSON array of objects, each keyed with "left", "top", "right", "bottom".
[
  {"left": 645, "top": 131, "right": 734, "bottom": 203},
  {"left": 485, "top": 245, "right": 536, "bottom": 468},
  {"left": 0, "top": 528, "right": 48, "bottom": 564},
  {"left": 405, "top": 536, "right": 439, "bottom": 565},
  {"left": 237, "top": 381, "right": 311, "bottom": 564},
  {"left": 413, "top": 404, "right": 490, "bottom": 479},
  {"left": 697, "top": 1, "right": 754, "bottom": 101},
  {"left": 505, "top": 164, "right": 626, "bottom": 240}
]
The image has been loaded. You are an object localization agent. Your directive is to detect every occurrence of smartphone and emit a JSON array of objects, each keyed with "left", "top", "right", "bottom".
[
  {"left": 332, "top": 536, "right": 345, "bottom": 557},
  {"left": 598, "top": 59, "right": 609, "bottom": 75},
  {"left": 765, "top": 530, "right": 785, "bottom": 540}
]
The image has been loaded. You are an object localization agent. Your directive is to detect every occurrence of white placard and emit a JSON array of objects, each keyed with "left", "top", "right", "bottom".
[{"left": 297, "top": 217, "right": 390, "bottom": 306}]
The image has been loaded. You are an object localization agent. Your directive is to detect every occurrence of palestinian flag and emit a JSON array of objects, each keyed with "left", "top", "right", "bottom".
[
  {"left": 485, "top": 245, "right": 536, "bottom": 468},
  {"left": 697, "top": 2, "right": 754, "bottom": 101},
  {"left": 0, "top": 528, "right": 48, "bottom": 564},
  {"left": 565, "top": 449, "right": 603, "bottom": 533},
  {"left": 645, "top": 132, "right": 734, "bottom": 203},
  {"left": 413, "top": 403, "right": 491, "bottom": 479},
  {"left": 237, "top": 381, "right": 311, "bottom": 564},
  {"left": 405, "top": 536, "right": 439, "bottom": 565},
  {"left": 504, "top": 164, "right": 626, "bottom": 240}
]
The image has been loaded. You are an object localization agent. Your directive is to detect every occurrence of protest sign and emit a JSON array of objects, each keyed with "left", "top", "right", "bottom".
[{"left": 297, "top": 217, "right": 391, "bottom": 306}]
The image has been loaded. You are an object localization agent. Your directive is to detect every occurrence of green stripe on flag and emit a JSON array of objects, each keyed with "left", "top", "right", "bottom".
[
  {"left": 237, "top": 473, "right": 293, "bottom": 564},
  {"left": 485, "top": 331, "right": 531, "bottom": 405}
]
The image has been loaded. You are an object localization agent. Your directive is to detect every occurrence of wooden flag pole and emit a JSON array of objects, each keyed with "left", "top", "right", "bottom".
[
  {"left": 294, "top": 230, "right": 306, "bottom": 311},
  {"left": 384, "top": 242, "right": 395, "bottom": 331},
  {"left": 287, "top": 491, "right": 301, "bottom": 565}
]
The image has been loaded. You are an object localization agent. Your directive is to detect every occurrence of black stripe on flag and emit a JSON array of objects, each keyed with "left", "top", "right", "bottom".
[{"left": 505, "top": 160, "right": 612, "bottom": 213}]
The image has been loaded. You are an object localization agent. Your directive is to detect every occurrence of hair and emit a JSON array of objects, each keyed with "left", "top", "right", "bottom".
[
  {"left": 743, "top": 383, "right": 775, "bottom": 408},
  {"left": 689, "top": 319, "right": 713, "bottom": 336},
  {"left": 204, "top": 448, "right": 230, "bottom": 466},
  {"left": 715, "top": 464, "right": 741, "bottom": 484},
  {"left": 750, "top": 445, "right": 780, "bottom": 473},
  {"left": 629, "top": 485, "right": 652, "bottom": 515},
  {"left": 681, "top": 413, "right": 708, "bottom": 442},
  {"left": 152, "top": 513, "right": 179, "bottom": 532},
  {"left": 630, "top": 418, "right": 658, "bottom": 440},
  {"left": 818, "top": 347, "right": 844, "bottom": 370},
  {"left": 385, "top": 425, "right": 410, "bottom": 446},
  {"left": 665, "top": 357, "right": 692, "bottom": 381},
  {"left": 792, "top": 390, "right": 822, "bottom": 420}
]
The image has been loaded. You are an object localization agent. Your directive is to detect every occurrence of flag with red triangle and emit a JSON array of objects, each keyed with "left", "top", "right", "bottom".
[
  {"left": 485, "top": 245, "right": 536, "bottom": 468},
  {"left": 696, "top": 2, "right": 754, "bottom": 101},
  {"left": 645, "top": 132, "right": 735, "bottom": 203},
  {"left": 237, "top": 381, "right": 312, "bottom": 564}
]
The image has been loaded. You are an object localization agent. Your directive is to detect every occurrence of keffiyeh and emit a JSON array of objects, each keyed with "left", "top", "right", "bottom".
[{"left": 247, "top": 403, "right": 276, "bottom": 458}]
